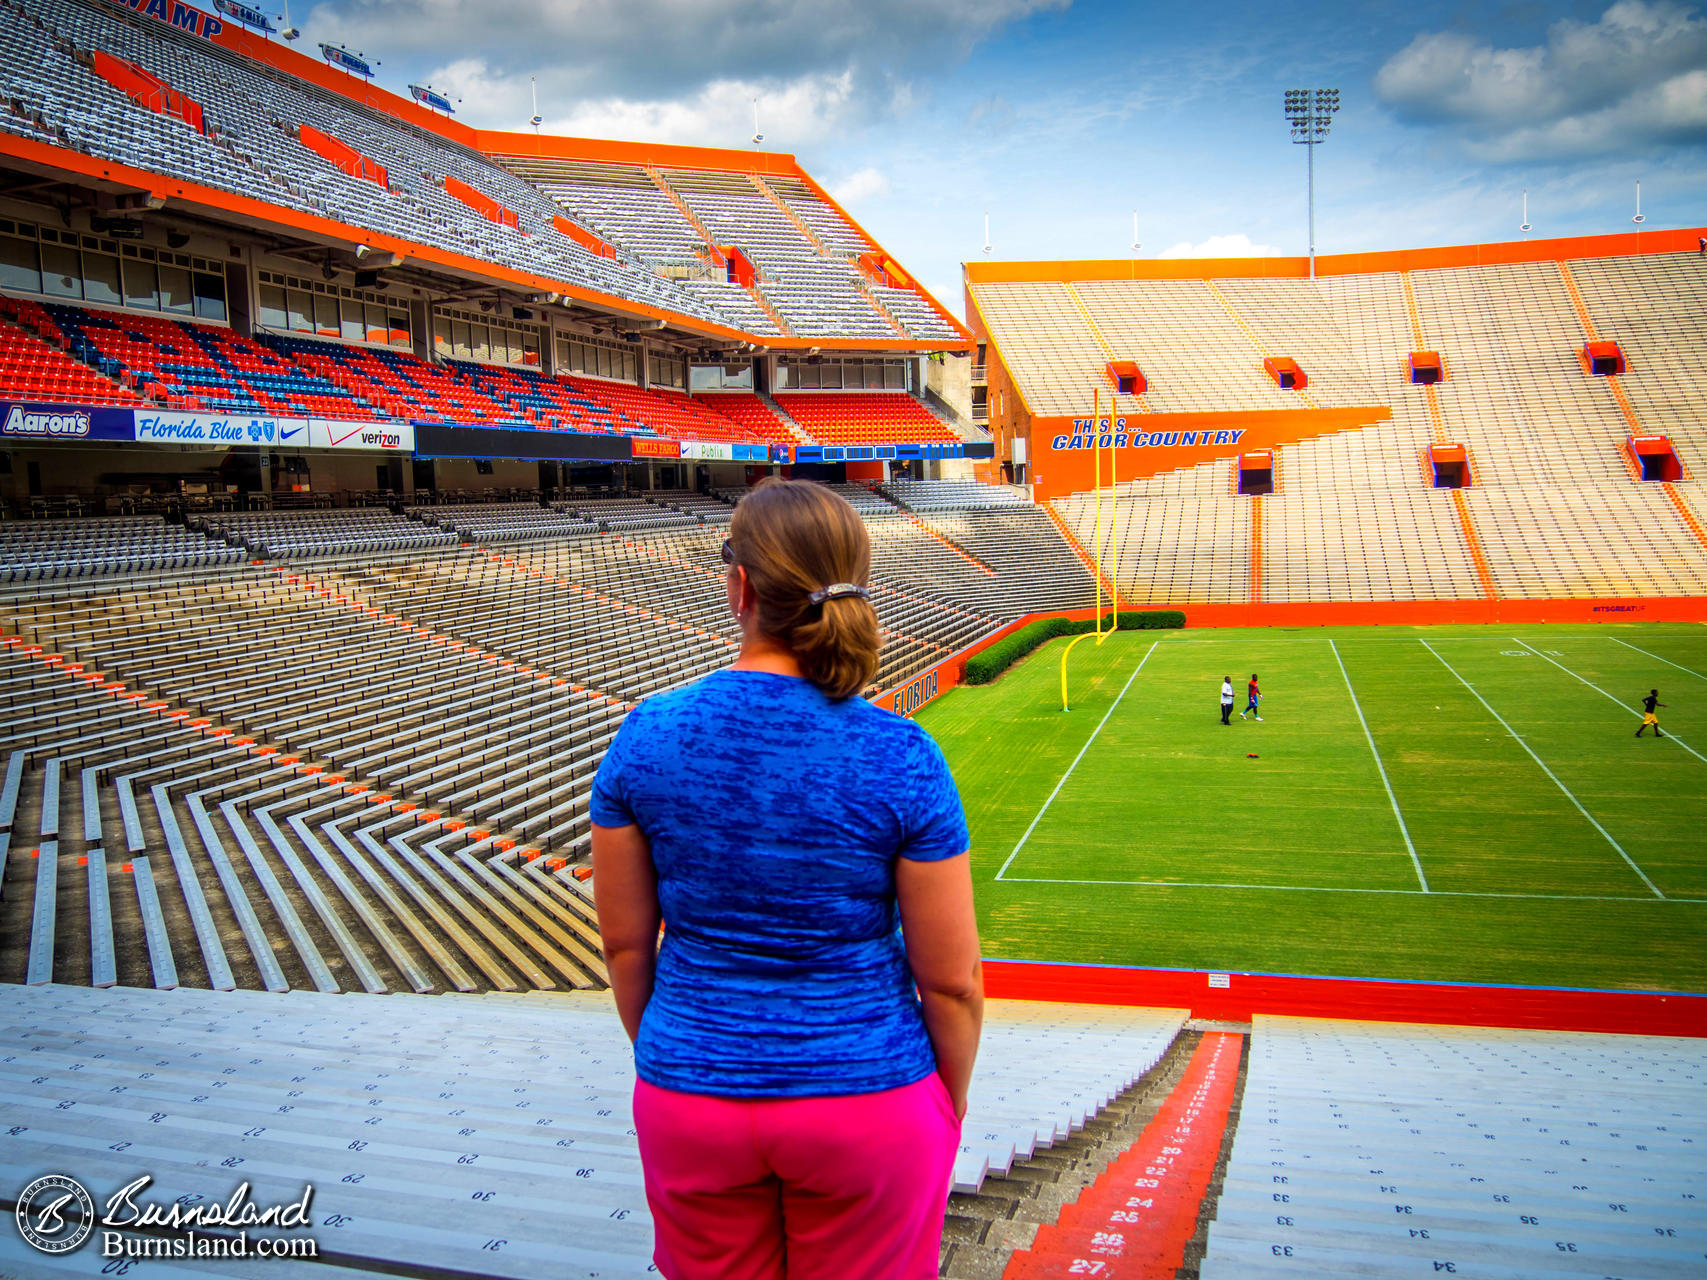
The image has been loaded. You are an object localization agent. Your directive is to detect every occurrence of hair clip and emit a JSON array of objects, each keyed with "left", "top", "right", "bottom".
[{"left": 807, "top": 583, "right": 869, "bottom": 606}]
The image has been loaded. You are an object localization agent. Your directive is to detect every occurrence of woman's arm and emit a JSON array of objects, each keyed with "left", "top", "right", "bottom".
[
  {"left": 896, "top": 852, "right": 983, "bottom": 1121},
  {"left": 591, "top": 821, "right": 661, "bottom": 1043}
]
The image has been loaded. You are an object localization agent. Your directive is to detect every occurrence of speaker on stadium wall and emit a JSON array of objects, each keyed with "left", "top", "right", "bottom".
[
  {"left": 166, "top": 230, "right": 191, "bottom": 249},
  {"left": 353, "top": 270, "right": 380, "bottom": 288},
  {"left": 512, "top": 307, "right": 534, "bottom": 321}
]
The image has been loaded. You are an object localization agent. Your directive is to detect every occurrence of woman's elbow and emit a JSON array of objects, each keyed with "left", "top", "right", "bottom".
[{"left": 916, "top": 957, "right": 983, "bottom": 1003}]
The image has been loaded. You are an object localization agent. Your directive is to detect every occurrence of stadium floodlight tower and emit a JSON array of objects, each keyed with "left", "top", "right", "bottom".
[{"left": 1283, "top": 87, "right": 1338, "bottom": 278}]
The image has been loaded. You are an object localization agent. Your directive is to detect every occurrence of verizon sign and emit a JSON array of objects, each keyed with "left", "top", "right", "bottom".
[{"left": 309, "top": 420, "right": 415, "bottom": 452}]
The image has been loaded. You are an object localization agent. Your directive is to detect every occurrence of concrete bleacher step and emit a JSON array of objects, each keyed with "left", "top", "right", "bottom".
[
  {"left": 1201, "top": 1015, "right": 1707, "bottom": 1280},
  {"left": 0, "top": 985, "right": 1179, "bottom": 1280},
  {"left": 0, "top": 513, "right": 1026, "bottom": 997}
]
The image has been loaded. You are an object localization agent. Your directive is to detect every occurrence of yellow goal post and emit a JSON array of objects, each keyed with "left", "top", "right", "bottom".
[{"left": 1060, "top": 386, "right": 1120, "bottom": 711}]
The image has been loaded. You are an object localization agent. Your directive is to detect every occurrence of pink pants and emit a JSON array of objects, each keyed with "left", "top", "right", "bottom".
[{"left": 632, "top": 1073, "right": 961, "bottom": 1280}]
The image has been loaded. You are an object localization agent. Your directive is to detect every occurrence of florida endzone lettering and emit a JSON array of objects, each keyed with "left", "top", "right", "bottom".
[
  {"left": 1051, "top": 419, "right": 1248, "bottom": 451},
  {"left": 891, "top": 670, "right": 939, "bottom": 717}
]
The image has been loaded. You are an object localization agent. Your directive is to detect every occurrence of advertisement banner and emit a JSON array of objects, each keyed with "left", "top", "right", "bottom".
[
  {"left": 679, "top": 441, "right": 734, "bottom": 461},
  {"left": 631, "top": 437, "right": 681, "bottom": 459},
  {"left": 309, "top": 419, "right": 415, "bottom": 452},
  {"left": 134, "top": 411, "right": 306, "bottom": 446},
  {"left": 0, "top": 402, "right": 135, "bottom": 443},
  {"left": 1028, "top": 406, "right": 1386, "bottom": 501}
]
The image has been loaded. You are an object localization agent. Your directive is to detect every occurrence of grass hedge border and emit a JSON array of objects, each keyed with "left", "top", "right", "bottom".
[{"left": 962, "top": 610, "right": 1185, "bottom": 685}]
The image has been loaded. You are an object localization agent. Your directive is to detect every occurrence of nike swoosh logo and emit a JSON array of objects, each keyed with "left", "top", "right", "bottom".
[{"left": 280, "top": 426, "right": 303, "bottom": 439}]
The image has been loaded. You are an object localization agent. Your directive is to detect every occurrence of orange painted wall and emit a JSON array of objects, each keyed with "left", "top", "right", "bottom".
[
  {"left": 964, "top": 226, "right": 1707, "bottom": 287},
  {"left": 983, "top": 961, "right": 1707, "bottom": 1036},
  {"left": 1029, "top": 406, "right": 1388, "bottom": 501},
  {"left": 1169, "top": 598, "right": 1707, "bottom": 627},
  {"left": 844, "top": 460, "right": 885, "bottom": 482}
]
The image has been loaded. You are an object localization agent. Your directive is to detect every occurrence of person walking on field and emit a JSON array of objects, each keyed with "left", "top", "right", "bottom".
[
  {"left": 592, "top": 478, "right": 982, "bottom": 1280},
  {"left": 1220, "top": 675, "right": 1235, "bottom": 725},
  {"left": 1637, "top": 689, "right": 1666, "bottom": 737},
  {"left": 1241, "top": 673, "right": 1263, "bottom": 721}
]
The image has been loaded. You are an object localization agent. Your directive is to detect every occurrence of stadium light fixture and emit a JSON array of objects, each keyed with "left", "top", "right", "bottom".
[
  {"left": 1283, "top": 87, "right": 1338, "bottom": 278},
  {"left": 982, "top": 211, "right": 992, "bottom": 258},
  {"left": 530, "top": 77, "right": 543, "bottom": 132},
  {"left": 277, "top": 0, "right": 298, "bottom": 39},
  {"left": 1130, "top": 209, "right": 1141, "bottom": 256},
  {"left": 1633, "top": 179, "right": 1645, "bottom": 227},
  {"left": 751, "top": 98, "right": 764, "bottom": 148},
  {"left": 1520, "top": 188, "right": 1531, "bottom": 235}
]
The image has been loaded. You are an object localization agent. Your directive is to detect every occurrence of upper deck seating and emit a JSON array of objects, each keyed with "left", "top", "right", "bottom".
[
  {"left": 0, "top": 0, "right": 732, "bottom": 329},
  {"left": 507, "top": 159, "right": 959, "bottom": 342}
]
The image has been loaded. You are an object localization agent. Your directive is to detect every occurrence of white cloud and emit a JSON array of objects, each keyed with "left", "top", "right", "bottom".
[
  {"left": 1375, "top": 1, "right": 1707, "bottom": 161},
  {"left": 1158, "top": 233, "right": 1283, "bottom": 258},
  {"left": 830, "top": 167, "right": 891, "bottom": 206},
  {"left": 313, "top": 0, "right": 1066, "bottom": 140}
]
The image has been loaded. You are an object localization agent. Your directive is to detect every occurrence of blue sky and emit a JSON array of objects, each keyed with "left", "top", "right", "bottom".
[{"left": 293, "top": 0, "right": 1707, "bottom": 310}]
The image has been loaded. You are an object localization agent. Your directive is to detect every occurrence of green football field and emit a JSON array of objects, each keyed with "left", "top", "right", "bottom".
[{"left": 915, "top": 623, "right": 1707, "bottom": 994}]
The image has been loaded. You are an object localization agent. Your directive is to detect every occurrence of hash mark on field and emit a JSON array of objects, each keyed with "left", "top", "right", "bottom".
[
  {"left": 1610, "top": 636, "right": 1707, "bottom": 683},
  {"left": 1330, "top": 639, "right": 1428, "bottom": 893},
  {"left": 1422, "top": 640, "right": 1665, "bottom": 900},
  {"left": 994, "top": 639, "right": 1159, "bottom": 881},
  {"left": 995, "top": 875, "right": 1705, "bottom": 904},
  {"left": 1514, "top": 638, "right": 1707, "bottom": 766}
]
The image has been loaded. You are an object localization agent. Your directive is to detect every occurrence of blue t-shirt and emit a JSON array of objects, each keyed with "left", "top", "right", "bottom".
[{"left": 588, "top": 668, "right": 970, "bottom": 1098}]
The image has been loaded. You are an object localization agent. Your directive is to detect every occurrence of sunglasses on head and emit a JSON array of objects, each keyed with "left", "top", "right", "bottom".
[{"left": 720, "top": 539, "right": 736, "bottom": 566}]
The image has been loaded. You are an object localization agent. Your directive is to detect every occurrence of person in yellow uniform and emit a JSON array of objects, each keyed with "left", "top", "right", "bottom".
[{"left": 1636, "top": 689, "right": 1666, "bottom": 738}]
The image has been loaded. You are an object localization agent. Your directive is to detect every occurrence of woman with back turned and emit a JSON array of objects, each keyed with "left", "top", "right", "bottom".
[{"left": 591, "top": 478, "right": 983, "bottom": 1280}]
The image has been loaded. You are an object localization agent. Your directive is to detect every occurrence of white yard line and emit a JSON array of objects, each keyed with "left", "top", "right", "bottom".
[
  {"left": 1422, "top": 639, "right": 1665, "bottom": 900},
  {"left": 1330, "top": 638, "right": 1428, "bottom": 893},
  {"left": 994, "top": 875, "right": 1703, "bottom": 904},
  {"left": 1514, "top": 638, "right": 1707, "bottom": 766},
  {"left": 1610, "top": 635, "right": 1707, "bottom": 682},
  {"left": 994, "top": 639, "right": 1159, "bottom": 881}
]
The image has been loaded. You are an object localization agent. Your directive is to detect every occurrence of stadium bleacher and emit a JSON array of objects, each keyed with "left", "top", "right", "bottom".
[
  {"left": 0, "top": 301, "right": 138, "bottom": 406},
  {"left": 773, "top": 391, "right": 960, "bottom": 443},
  {"left": 1201, "top": 1016, "right": 1707, "bottom": 1277},
  {"left": 0, "top": 0, "right": 966, "bottom": 349},
  {"left": 972, "top": 247, "right": 1707, "bottom": 604}
]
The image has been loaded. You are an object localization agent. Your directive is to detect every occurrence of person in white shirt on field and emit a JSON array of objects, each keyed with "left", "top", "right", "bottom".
[{"left": 1220, "top": 675, "right": 1235, "bottom": 725}]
